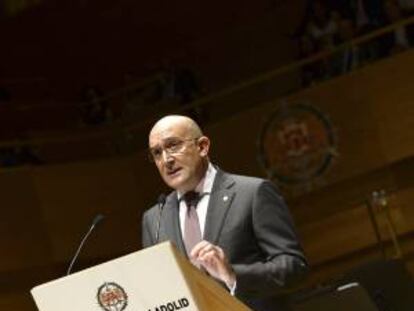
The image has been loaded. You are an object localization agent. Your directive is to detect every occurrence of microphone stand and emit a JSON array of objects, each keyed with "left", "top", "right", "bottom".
[{"left": 66, "top": 214, "right": 104, "bottom": 275}]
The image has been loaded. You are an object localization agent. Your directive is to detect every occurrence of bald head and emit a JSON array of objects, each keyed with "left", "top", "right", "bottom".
[{"left": 149, "top": 115, "right": 203, "bottom": 145}]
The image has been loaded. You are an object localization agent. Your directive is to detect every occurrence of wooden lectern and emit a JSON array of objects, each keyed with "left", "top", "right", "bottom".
[{"left": 31, "top": 241, "right": 251, "bottom": 311}]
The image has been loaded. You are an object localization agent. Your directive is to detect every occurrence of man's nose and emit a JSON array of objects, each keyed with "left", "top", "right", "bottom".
[{"left": 161, "top": 150, "right": 174, "bottom": 163}]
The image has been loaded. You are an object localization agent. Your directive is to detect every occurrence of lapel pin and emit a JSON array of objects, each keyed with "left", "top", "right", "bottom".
[{"left": 223, "top": 195, "right": 229, "bottom": 202}]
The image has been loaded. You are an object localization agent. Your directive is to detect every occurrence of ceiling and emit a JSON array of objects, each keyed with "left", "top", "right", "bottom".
[
  {"left": 0, "top": 0, "right": 278, "bottom": 101},
  {"left": 0, "top": 0, "right": 304, "bottom": 143}
]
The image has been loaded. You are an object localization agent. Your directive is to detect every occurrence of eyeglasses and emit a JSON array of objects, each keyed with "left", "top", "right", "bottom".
[{"left": 148, "top": 137, "right": 200, "bottom": 162}]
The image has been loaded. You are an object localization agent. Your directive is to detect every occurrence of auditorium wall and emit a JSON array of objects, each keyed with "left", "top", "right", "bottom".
[{"left": 2, "top": 45, "right": 414, "bottom": 310}]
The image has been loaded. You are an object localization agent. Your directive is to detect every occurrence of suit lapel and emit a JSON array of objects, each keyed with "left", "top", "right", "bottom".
[
  {"left": 203, "top": 170, "right": 235, "bottom": 244},
  {"left": 163, "top": 193, "right": 186, "bottom": 255}
]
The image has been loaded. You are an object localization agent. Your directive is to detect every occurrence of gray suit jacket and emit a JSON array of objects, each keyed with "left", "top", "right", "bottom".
[{"left": 142, "top": 169, "right": 308, "bottom": 310}]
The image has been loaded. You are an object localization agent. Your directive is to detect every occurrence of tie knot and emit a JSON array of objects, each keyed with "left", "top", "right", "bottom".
[{"left": 183, "top": 191, "right": 201, "bottom": 207}]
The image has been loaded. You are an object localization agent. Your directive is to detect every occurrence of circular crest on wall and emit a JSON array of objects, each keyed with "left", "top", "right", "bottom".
[{"left": 258, "top": 102, "right": 337, "bottom": 184}]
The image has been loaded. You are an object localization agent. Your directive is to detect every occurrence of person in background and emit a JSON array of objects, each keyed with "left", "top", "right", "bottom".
[
  {"left": 79, "top": 86, "right": 112, "bottom": 126},
  {"left": 382, "top": 0, "right": 412, "bottom": 54}
]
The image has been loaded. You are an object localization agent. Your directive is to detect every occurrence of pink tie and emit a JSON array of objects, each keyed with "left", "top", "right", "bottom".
[{"left": 183, "top": 191, "right": 202, "bottom": 261}]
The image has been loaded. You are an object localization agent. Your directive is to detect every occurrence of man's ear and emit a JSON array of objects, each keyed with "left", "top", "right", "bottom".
[{"left": 198, "top": 136, "right": 210, "bottom": 157}]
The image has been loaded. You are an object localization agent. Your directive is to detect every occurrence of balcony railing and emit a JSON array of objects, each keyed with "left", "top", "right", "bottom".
[{"left": 1, "top": 15, "right": 414, "bottom": 165}]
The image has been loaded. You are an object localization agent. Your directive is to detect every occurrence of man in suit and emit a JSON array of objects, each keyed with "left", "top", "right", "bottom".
[{"left": 142, "top": 115, "right": 308, "bottom": 310}]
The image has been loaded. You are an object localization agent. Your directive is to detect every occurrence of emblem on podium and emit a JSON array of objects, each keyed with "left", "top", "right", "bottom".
[{"left": 97, "top": 282, "right": 128, "bottom": 311}]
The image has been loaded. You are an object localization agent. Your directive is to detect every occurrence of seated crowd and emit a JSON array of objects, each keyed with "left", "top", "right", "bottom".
[{"left": 297, "top": 0, "right": 414, "bottom": 86}]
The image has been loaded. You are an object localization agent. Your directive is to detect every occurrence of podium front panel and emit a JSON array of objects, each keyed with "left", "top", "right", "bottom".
[{"left": 32, "top": 243, "right": 199, "bottom": 311}]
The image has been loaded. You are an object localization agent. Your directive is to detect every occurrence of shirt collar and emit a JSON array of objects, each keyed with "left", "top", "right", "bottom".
[{"left": 177, "top": 162, "right": 217, "bottom": 200}]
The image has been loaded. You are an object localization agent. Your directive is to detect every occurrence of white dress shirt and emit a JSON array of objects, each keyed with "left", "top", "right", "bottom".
[{"left": 177, "top": 163, "right": 217, "bottom": 238}]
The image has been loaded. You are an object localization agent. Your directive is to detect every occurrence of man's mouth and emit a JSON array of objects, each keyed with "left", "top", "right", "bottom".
[{"left": 166, "top": 167, "right": 182, "bottom": 177}]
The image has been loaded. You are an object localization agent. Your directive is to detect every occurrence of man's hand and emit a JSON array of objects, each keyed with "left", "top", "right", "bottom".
[{"left": 190, "top": 240, "right": 236, "bottom": 289}]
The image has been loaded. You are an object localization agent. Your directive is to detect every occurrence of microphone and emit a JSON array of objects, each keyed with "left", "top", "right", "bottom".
[
  {"left": 155, "top": 194, "right": 166, "bottom": 244},
  {"left": 66, "top": 214, "right": 105, "bottom": 275}
]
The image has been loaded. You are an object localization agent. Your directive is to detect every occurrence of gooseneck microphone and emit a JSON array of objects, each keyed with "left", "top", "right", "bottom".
[
  {"left": 155, "top": 194, "right": 167, "bottom": 244},
  {"left": 66, "top": 214, "right": 105, "bottom": 275}
]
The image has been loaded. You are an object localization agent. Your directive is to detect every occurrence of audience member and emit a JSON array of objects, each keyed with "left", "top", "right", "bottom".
[
  {"left": 298, "top": 35, "right": 325, "bottom": 86},
  {"left": 332, "top": 18, "right": 360, "bottom": 74},
  {"left": 351, "top": 0, "right": 385, "bottom": 34},
  {"left": 327, "top": 0, "right": 355, "bottom": 21},
  {"left": 305, "top": 0, "right": 339, "bottom": 51},
  {"left": 79, "top": 86, "right": 112, "bottom": 126},
  {"left": 295, "top": 1, "right": 340, "bottom": 82},
  {"left": 16, "top": 145, "right": 43, "bottom": 165},
  {"left": 0, "top": 147, "right": 19, "bottom": 167},
  {"left": 382, "top": 0, "right": 412, "bottom": 54},
  {"left": 398, "top": 0, "right": 414, "bottom": 14},
  {"left": 0, "top": 145, "right": 42, "bottom": 167},
  {"left": 156, "top": 63, "right": 200, "bottom": 104},
  {"left": 155, "top": 62, "right": 207, "bottom": 125},
  {"left": 121, "top": 72, "right": 152, "bottom": 119}
]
